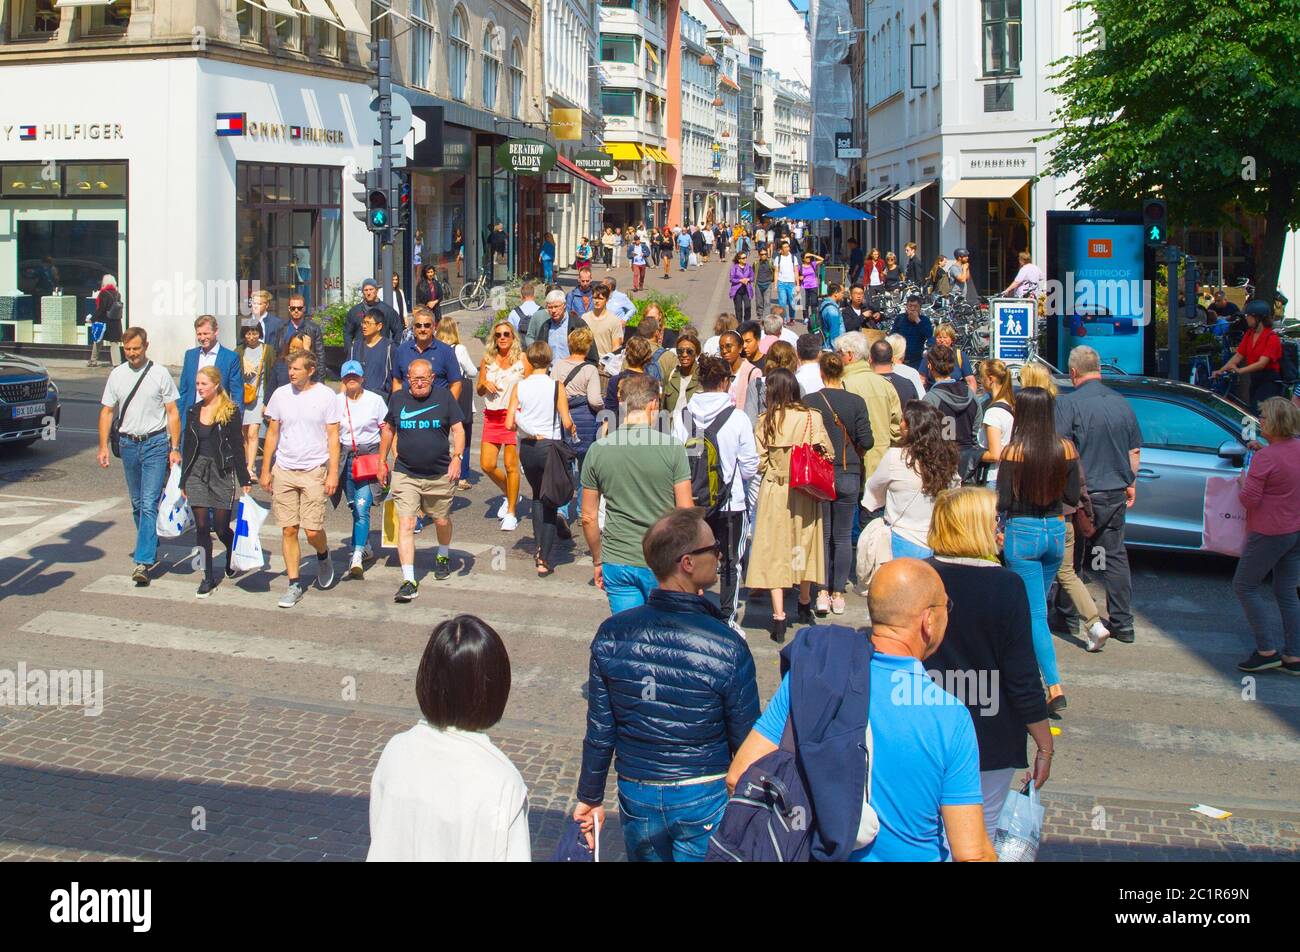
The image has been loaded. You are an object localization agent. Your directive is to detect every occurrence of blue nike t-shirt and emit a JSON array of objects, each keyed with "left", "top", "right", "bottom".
[
  {"left": 753, "top": 651, "right": 982, "bottom": 861},
  {"left": 384, "top": 386, "right": 464, "bottom": 478}
]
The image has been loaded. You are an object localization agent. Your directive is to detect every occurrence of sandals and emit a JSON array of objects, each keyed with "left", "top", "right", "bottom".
[{"left": 535, "top": 555, "right": 553, "bottom": 578}]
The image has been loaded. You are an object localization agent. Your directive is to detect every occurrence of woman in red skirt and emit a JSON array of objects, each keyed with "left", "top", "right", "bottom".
[{"left": 478, "top": 318, "right": 527, "bottom": 531}]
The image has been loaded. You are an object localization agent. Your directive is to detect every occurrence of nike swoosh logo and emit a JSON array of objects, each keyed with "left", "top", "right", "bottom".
[{"left": 399, "top": 404, "right": 438, "bottom": 421}]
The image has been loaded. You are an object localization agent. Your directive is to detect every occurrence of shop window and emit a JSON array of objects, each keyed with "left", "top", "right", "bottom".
[
  {"left": 601, "top": 35, "right": 636, "bottom": 64},
  {"left": 449, "top": 7, "right": 470, "bottom": 101},
  {"left": 237, "top": 0, "right": 264, "bottom": 44},
  {"left": 63, "top": 164, "right": 127, "bottom": 197},
  {"left": 509, "top": 42, "right": 524, "bottom": 119},
  {"left": 86, "top": 0, "right": 131, "bottom": 34},
  {"left": 982, "top": 0, "right": 1021, "bottom": 77},
  {"left": 601, "top": 89, "right": 637, "bottom": 117},
  {"left": 13, "top": 0, "right": 61, "bottom": 38},
  {"left": 409, "top": 0, "right": 433, "bottom": 89},
  {"left": 482, "top": 27, "right": 501, "bottom": 110},
  {"left": 3, "top": 165, "right": 61, "bottom": 198}
]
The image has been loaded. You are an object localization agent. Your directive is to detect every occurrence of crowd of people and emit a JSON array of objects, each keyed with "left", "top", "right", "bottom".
[{"left": 92, "top": 226, "right": 1299, "bottom": 862}]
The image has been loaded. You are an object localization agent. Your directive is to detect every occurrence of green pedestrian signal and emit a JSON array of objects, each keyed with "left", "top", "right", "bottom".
[
  {"left": 1148, "top": 224, "right": 1163, "bottom": 241},
  {"left": 1142, "top": 199, "right": 1167, "bottom": 247},
  {"left": 367, "top": 188, "right": 389, "bottom": 233}
]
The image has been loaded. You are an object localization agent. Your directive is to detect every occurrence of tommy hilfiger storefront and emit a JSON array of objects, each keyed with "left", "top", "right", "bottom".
[{"left": 0, "top": 57, "right": 374, "bottom": 365}]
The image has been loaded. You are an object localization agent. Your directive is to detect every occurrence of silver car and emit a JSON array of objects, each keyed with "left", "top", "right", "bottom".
[{"left": 1055, "top": 375, "right": 1256, "bottom": 552}]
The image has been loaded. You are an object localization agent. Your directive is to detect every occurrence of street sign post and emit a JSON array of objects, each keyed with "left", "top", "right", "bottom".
[{"left": 991, "top": 297, "right": 1035, "bottom": 368}]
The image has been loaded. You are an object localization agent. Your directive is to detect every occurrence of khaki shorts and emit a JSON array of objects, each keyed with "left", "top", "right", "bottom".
[
  {"left": 271, "top": 464, "right": 327, "bottom": 530},
  {"left": 390, "top": 470, "right": 453, "bottom": 521}
]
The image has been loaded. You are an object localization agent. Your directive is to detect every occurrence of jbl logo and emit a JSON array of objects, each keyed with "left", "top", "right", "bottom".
[{"left": 1088, "top": 239, "right": 1112, "bottom": 257}]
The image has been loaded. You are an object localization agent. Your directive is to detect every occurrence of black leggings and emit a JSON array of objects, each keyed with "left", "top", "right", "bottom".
[
  {"left": 822, "top": 471, "right": 861, "bottom": 594},
  {"left": 519, "top": 438, "right": 559, "bottom": 566},
  {"left": 733, "top": 289, "right": 751, "bottom": 322},
  {"left": 707, "top": 509, "right": 746, "bottom": 624},
  {"left": 193, "top": 507, "right": 233, "bottom": 579}
]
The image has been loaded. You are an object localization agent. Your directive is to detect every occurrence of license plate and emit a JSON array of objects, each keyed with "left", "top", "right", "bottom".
[{"left": 12, "top": 402, "right": 45, "bottom": 419}]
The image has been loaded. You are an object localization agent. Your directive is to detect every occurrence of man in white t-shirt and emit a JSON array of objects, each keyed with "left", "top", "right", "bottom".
[
  {"left": 774, "top": 239, "right": 799, "bottom": 326},
  {"left": 97, "top": 326, "right": 181, "bottom": 586},
  {"left": 260, "top": 349, "right": 341, "bottom": 608}
]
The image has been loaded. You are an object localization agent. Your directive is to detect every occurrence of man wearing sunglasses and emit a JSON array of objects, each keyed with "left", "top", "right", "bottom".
[
  {"left": 574, "top": 507, "right": 759, "bottom": 861},
  {"left": 269, "top": 293, "right": 325, "bottom": 389},
  {"left": 392, "top": 306, "right": 462, "bottom": 400}
]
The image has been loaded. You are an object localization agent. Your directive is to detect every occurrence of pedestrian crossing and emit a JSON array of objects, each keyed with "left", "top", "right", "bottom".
[{"left": 0, "top": 494, "right": 122, "bottom": 563}]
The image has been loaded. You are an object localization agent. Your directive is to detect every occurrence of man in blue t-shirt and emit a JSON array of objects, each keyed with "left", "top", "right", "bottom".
[
  {"left": 726, "top": 559, "right": 995, "bottom": 862},
  {"left": 392, "top": 306, "right": 462, "bottom": 399},
  {"left": 892, "top": 294, "right": 934, "bottom": 370}
]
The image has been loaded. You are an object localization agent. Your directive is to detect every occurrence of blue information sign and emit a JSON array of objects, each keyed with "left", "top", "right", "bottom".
[{"left": 991, "top": 298, "right": 1035, "bottom": 365}]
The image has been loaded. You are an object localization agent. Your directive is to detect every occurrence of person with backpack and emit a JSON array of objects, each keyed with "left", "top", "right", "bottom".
[
  {"left": 552, "top": 327, "right": 605, "bottom": 529},
  {"left": 722, "top": 559, "right": 994, "bottom": 862},
  {"left": 998, "top": 386, "right": 1081, "bottom": 718},
  {"left": 746, "top": 369, "right": 832, "bottom": 643},
  {"left": 662, "top": 330, "right": 701, "bottom": 419},
  {"left": 922, "top": 344, "right": 982, "bottom": 483},
  {"left": 817, "top": 283, "right": 846, "bottom": 350},
  {"left": 674, "top": 355, "right": 760, "bottom": 629},
  {"left": 573, "top": 507, "right": 759, "bottom": 860},
  {"left": 506, "top": 281, "right": 541, "bottom": 335},
  {"left": 810, "top": 352, "right": 873, "bottom": 617},
  {"left": 90, "top": 274, "right": 124, "bottom": 367}
]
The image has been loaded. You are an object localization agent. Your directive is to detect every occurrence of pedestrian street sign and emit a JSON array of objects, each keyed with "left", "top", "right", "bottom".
[{"left": 991, "top": 297, "right": 1035, "bottom": 367}]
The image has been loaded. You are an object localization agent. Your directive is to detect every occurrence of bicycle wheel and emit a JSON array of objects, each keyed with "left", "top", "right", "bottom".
[{"left": 459, "top": 280, "right": 487, "bottom": 310}]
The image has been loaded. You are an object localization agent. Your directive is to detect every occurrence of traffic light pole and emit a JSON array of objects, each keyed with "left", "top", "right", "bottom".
[
  {"left": 375, "top": 38, "right": 395, "bottom": 310},
  {"left": 1166, "top": 243, "right": 1181, "bottom": 382}
]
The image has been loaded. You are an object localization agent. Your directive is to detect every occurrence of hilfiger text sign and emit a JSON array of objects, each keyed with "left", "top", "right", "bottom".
[
  {"left": 3, "top": 123, "right": 124, "bottom": 142},
  {"left": 215, "top": 113, "right": 345, "bottom": 144}
]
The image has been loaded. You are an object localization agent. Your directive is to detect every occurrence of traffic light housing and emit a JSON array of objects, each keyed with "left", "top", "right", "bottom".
[
  {"left": 398, "top": 176, "right": 411, "bottom": 232},
  {"left": 367, "top": 188, "right": 390, "bottom": 230},
  {"left": 1143, "top": 199, "right": 1168, "bottom": 247}
]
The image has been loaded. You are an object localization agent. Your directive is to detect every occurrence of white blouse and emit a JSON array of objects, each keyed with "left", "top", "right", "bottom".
[
  {"left": 862, "top": 446, "right": 959, "bottom": 549},
  {"left": 482, "top": 357, "right": 525, "bottom": 412},
  {"left": 367, "top": 721, "right": 530, "bottom": 862}
]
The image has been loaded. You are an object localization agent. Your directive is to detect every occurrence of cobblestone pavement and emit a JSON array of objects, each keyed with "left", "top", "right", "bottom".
[
  {"left": 2, "top": 260, "right": 1298, "bottom": 861},
  {"left": 0, "top": 684, "right": 1295, "bottom": 862}
]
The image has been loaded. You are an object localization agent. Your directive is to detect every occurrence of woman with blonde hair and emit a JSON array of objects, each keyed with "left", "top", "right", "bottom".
[
  {"left": 923, "top": 323, "right": 977, "bottom": 391},
  {"left": 926, "top": 487, "right": 1054, "bottom": 839},
  {"left": 437, "top": 317, "right": 478, "bottom": 490},
  {"left": 478, "top": 318, "right": 525, "bottom": 530},
  {"left": 1017, "top": 361, "right": 1057, "bottom": 395},
  {"left": 980, "top": 359, "right": 1016, "bottom": 483},
  {"left": 180, "top": 365, "right": 251, "bottom": 597},
  {"left": 745, "top": 368, "right": 831, "bottom": 643},
  {"left": 703, "top": 313, "right": 738, "bottom": 356}
]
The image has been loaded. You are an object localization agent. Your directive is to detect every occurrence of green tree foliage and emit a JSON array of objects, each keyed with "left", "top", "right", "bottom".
[{"left": 1041, "top": 0, "right": 1300, "bottom": 302}]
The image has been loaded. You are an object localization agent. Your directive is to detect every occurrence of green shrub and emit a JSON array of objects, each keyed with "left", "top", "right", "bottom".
[
  {"left": 627, "top": 290, "right": 690, "bottom": 331},
  {"left": 474, "top": 277, "right": 527, "bottom": 341},
  {"left": 317, "top": 286, "right": 361, "bottom": 347}
]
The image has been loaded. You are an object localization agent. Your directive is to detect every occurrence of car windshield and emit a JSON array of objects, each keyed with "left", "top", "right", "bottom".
[{"left": 1172, "top": 386, "right": 1258, "bottom": 438}]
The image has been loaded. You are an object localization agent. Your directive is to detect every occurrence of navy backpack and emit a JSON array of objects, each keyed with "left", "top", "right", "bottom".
[{"left": 706, "top": 625, "right": 874, "bottom": 862}]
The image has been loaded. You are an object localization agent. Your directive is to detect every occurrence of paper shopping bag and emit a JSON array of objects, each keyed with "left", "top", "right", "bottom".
[
  {"left": 382, "top": 497, "right": 400, "bottom": 549},
  {"left": 1202, "top": 475, "right": 1248, "bottom": 556}
]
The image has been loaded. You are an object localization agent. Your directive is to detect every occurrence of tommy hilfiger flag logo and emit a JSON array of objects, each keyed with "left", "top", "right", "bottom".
[
  {"left": 19, "top": 125, "right": 36, "bottom": 140},
  {"left": 215, "top": 113, "right": 246, "bottom": 136},
  {"left": 290, "top": 126, "right": 302, "bottom": 140}
]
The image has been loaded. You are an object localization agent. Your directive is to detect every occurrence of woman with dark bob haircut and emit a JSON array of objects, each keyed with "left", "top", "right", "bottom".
[{"left": 367, "top": 615, "right": 530, "bottom": 861}]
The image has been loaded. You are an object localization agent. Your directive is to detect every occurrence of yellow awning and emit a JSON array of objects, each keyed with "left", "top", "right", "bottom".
[
  {"left": 604, "top": 142, "right": 642, "bottom": 162},
  {"left": 646, "top": 147, "right": 673, "bottom": 164},
  {"left": 644, "top": 41, "right": 660, "bottom": 67}
]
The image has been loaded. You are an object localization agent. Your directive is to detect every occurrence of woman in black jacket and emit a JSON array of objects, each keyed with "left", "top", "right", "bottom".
[
  {"left": 926, "top": 486, "right": 1054, "bottom": 840},
  {"left": 810, "top": 351, "right": 873, "bottom": 618},
  {"left": 414, "top": 264, "right": 443, "bottom": 322},
  {"left": 180, "top": 366, "right": 251, "bottom": 597}
]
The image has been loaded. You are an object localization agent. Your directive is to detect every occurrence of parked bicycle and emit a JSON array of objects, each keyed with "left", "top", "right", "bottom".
[{"left": 458, "top": 271, "right": 489, "bottom": 311}]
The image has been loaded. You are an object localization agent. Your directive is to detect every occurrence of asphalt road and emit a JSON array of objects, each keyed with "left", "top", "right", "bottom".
[{"left": 1, "top": 259, "right": 1297, "bottom": 860}]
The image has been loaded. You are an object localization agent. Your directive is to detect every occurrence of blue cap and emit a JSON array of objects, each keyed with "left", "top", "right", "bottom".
[
  {"left": 340, "top": 360, "right": 365, "bottom": 378},
  {"left": 361, "top": 277, "right": 379, "bottom": 289}
]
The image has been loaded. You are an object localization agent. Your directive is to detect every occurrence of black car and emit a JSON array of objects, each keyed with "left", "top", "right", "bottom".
[{"left": 0, "top": 351, "right": 61, "bottom": 448}]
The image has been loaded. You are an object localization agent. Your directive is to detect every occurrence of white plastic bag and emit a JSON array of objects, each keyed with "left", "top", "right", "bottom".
[
  {"left": 854, "top": 517, "right": 893, "bottom": 595},
  {"left": 689, "top": 252, "right": 699, "bottom": 268},
  {"left": 230, "top": 492, "right": 269, "bottom": 572},
  {"left": 157, "top": 464, "right": 194, "bottom": 539},
  {"left": 993, "top": 781, "right": 1045, "bottom": 862}
]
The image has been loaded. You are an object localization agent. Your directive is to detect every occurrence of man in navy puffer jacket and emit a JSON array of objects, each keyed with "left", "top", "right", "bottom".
[{"left": 574, "top": 508, "right": 759, "bottom": 862}]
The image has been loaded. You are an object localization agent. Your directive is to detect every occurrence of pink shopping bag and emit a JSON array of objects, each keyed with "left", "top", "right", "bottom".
[{"left": 1202, "top": 475, "right": 1248, "bottom": 556}]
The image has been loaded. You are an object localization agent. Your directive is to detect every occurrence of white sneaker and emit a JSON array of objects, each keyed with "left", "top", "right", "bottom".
[
  {"left": 497, "top": 497, "right": 510, "bottom": 519},
  {"left": 1086, "top": 620, "right": 1111, "bottom": 653},
  {"left": 348, "top": 550, "right": 364, "bottom": 580},
  {"left": 500, "top": 514, "right": 519, "bottom": 531}
]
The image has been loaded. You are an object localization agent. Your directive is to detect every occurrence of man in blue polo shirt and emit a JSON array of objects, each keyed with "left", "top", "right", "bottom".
[
  {"left": 392, "top": 306, "right": 462, "bottom": 399},
  {"left": 891, "top": 293, "right": 933, "bottom": 370},
  {"left": 726, "top": 559, "right": 995, "bottom": 862}
]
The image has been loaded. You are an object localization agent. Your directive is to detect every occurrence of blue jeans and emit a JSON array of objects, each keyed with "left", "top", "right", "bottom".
[
  {"left": 541, "top": 260, "right": 554, "bottom": 285},
  {"left": 1004, "top": 516, "right": 1067, "bottom": 687},
  {"left": 120, "top": 430, "right": 171, "bottom": 565},
  {"left": 341, "top": 452, "right": 376, "bottom": 549},
  {"left": 891, "top": 531, "right": 933, "bottom": 560},
  {"left": 603, "top": 562, "right": 657, "bottom": 613},
  {"left": 777, "top": 281, "right": 796, "bottom": 318},
  {"left": 679, "top": 248, "right": 690, "bottom": 270},
  {"left": 617, "top": 777, "right": 728, "bottom": 863},
  {"left": 558, "top": 450, "right": 587, "bottom": 522}
]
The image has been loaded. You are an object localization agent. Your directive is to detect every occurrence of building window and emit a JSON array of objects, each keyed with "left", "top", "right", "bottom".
[
  {"left": 600, "top": 0, "right": 636, "bottom": 8},
  {"left": 273, "top": 1, "right": 301, "bottom": 50},
  {"left": 509, "top": 41, "right": 524, "bottom": 119},
  {"left": 601, "top": 89, "right": 637, "bottom": 117},
  {"left": 14, "top": 0, "right": 61, "bottom": 38},
  {"left": 410, "top": 0, "right": 433, "bottom": 89},
  {"left": 482, "top": 26, "right": 501, "bottom": 110},
  {"left": 314, "top": 17, "right": 339, "bottom": 58},
  {"left": 236, "top": 0, "right": 264, "bottom": 44},
  {"left": 371, "top": 0, "right": 391, "bottom": 42},
  {"left": 982, "top": 0, "right": 1021, "bottom": 77},
  {"left": 449, "top": 8, "right": 469, "bottom": 101},
  {"left": 86, "top": 0, "right": 131, "bottom": 33},
  {"left": 600, "top": 35, "right": 636, "bottom": 64}
]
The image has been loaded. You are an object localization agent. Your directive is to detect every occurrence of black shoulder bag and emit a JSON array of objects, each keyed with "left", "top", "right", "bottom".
[
  {"left": 539, "top": 381, "right": 579, "bottom": 508},
  {"left": 110, "top": 360, "right": 154, "bottom": 459}
]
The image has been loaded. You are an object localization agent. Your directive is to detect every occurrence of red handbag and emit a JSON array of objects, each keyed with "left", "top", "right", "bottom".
[
  {"left": 789, "top": 411, "right": 836, "bottom": 502},
  {"left": 345, "top": 397, "right": 382, "bottom": 481}
]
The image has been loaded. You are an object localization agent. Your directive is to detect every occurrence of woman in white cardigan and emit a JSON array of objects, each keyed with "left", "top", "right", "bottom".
[{"left": 368, "top": 615, "right": 530, "bottom": 861}]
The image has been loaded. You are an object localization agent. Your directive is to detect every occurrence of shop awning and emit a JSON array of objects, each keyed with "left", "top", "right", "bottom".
[
  {"left": 719, "top": 74, "right": 740, "bottom": 92},
  {"left": 645, "top": 147, "right": 674, "bottom": 164},
  {"left": 886, "top": 181, "right": 934, "bottom": 202},
  {"left": 943, "top": 178, "right": 1029, "bottom": 200},
  {"left": 555, "top": 155, "right": 612, "bottom": 193},
  {"left": 754, "top": 188, "right": 785, "bottom": 211},
  {"left": 261, "top": 0, "right": 299, "bottom": 16},
  {"left": 850, "top": 185, "right": 892, "bottom": 204},
  {"left": 603, "top": 142, "right": 642, "bottom": 162},
  {"left": 55, "top": 0, "right": 112, "bottom": 7},
  {"left": 644, "top": 41, "right": 660, "bottom": 68},
  {"left": 328, "top": 0, "right": 370, "bottom": 35},
  {"left": 298, "top": 0, "right": 339, "bottom": 23},
  {"left": 754, "top": 143, "right": 772, "bottom": 158}
]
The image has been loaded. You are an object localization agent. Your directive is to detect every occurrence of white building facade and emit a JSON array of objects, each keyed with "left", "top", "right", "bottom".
[{"left": 763, "top": 68, "right": 810, "bottom": 204}]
